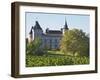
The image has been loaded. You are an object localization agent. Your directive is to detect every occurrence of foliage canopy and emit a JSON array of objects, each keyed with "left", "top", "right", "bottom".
[
  {"left": 26, "top": 37, "right": 46, "bottom": 55},
  {"left": 60, "top": 29, "right": 89, "bottom": 56}
]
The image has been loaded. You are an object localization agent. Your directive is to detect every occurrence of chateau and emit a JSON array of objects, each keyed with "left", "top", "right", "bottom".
[{"left": 28, "top": 19, "right": 69, "bottom": 50}]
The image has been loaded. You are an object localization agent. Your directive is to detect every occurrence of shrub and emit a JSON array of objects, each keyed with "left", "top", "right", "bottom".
[{"left": 26, "top": 37, "right": 47, "bottom": 56}]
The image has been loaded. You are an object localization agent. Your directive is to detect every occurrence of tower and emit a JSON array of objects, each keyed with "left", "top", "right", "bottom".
[
  {"left": 28, "top": 26, "right": 34, "bottom": 43},
  {"left": 33, "top": 21, "right": 43, "bottom": 38},
  {"left": 62, "top": 18, "right": 69, "bottom": 34}
]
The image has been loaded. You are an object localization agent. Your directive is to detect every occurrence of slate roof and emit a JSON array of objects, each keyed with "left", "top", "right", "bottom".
[
  {"left": 64, "top": 19, "right": 69, "bottom": 30},
  {"left": 29, "top": 19, "right": 69, "bottom": 35},
  {"left": 29, "top": 26, "right": 34, "bottom": 34},
  {"left": 29, "top": 28, "right": 32, "bottom": 34},
  {"left": 46, "top": 30, "right": 62, "bottom": 34},
  {"left": 33, "top": 21, "right": 42, "bottom": 30}
]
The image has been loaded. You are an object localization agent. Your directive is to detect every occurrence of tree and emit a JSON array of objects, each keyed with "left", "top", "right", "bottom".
[
  {"left": 60, "top": 29, "right": 89, "bottom": 56},
  {"left": 26, "top": 37, "right": 45, "bottom": 55}
]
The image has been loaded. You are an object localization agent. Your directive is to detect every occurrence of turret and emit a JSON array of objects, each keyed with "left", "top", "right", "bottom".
[
  {"left": 62, "top": 18, "right": 69, "bottom": 34},
  {"left": 28, "top": 26, "right": 34, "bottom": 43},
  {"left": 33, "top": 21, "right": 43, "bottom": 38}
]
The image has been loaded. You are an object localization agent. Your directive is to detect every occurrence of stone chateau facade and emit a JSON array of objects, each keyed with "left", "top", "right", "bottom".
[{"left": 28, "top": 19, "right": 69, "bottom": 50}]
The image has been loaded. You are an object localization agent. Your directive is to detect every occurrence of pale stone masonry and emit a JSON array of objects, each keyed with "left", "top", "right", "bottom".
[{"left": 28, "top": 19, "right": 68, "bottom": 50}]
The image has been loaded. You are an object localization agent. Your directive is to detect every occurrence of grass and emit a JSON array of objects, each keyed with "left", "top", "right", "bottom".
[
  {"left": 26, "top": 50, "right": 89, "bottom": 67},
  {"left": 47, "top": 50, "right": 64, "bottom": 55}
]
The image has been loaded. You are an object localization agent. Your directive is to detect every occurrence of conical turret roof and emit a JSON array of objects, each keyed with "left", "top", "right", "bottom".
[
  {"left": 33, "top": 21, "right": 42, "bottom": 30},
  {"left": 64, "top": 18, "right": 68, "bottom": 30}
]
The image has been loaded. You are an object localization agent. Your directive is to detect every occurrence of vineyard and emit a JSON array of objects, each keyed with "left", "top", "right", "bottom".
[
  {"left": 26, "top": 50, "right": 89, "bottom": 67},
  {"left": 26, "top": 29, "right": 89, "bottom": 67}
]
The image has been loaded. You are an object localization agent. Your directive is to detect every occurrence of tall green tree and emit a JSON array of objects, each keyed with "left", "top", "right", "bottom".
[
  {"left": 60, "top": 29, "right": 89, "bottom": 56},
  {"left": 26, "top": 37, "right": 43, "bottom": 55}
]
